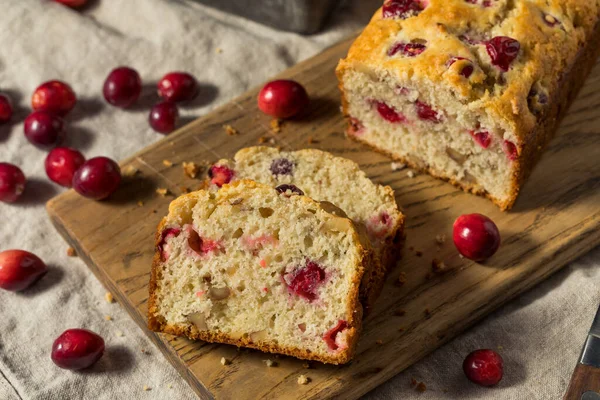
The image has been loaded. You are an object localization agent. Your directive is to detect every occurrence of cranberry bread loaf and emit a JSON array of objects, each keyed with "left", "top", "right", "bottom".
[
  {"left": 148, "top": 180, "right": 372, "bottom": 364},
  {"left": 207, "top": 146, "right": 404, "bottom": 310},
  {"left": 336, "top": 0, "right": 600, "bottom": 210}
]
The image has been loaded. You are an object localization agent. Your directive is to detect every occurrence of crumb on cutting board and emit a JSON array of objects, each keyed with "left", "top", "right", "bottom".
[
  {"left": 105, "top": 292, "right": 115, "bottom": 303},
  {"left": 398, "top": 272, "right": 407, "bottom": 286},
  {"left": 156, "top": 188, "right": 169, "bottom": 197},
  {"left": 122, "top": 165, "right": 139, "bottom": 177},
  {"left": 104, "top": 315, "right": 112, "bottom": 321},
  {"left": 182, "top": 161, "right": 200, "bottom": 179},
  {"left": 432, "top": 259, "right": 447, "bottom": 273},
  {"left": 391, "top": 162, "right": 406, "bottom": 171},
  {"left": 220, "top": 357, "right": 230, "bottom": 366},
  {"left": 297, "top": 375, "right": 310, "bottom": 385},
  {"left": 270, "top": 119, "right": 282, "bottom": 133},
  {"left": 264, "top": 359, "right": 277, "bottom": 367},
  {"left": 223, "top": 124, "right": 238, "bottom": 136},
  {"left": 435, "top": 234, "right": 446, "bottom": 244},
  {"left": 66, "top": 247, "right": 77, "bottom": 257},
  {"left": 162, "top": 159, "right": 174, "bottom": 167},
  {"left": 407, "top": 170, "right": 416, "bottom": 178}
]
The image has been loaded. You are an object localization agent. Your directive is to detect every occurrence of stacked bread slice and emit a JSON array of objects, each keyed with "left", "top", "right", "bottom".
[{"left": 148, "top": 148, "right": 403, "bottom": 364}]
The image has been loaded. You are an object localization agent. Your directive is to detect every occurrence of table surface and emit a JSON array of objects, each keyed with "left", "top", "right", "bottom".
[{"left": 0, "top": 1, "right": 598, "bottom": 399}]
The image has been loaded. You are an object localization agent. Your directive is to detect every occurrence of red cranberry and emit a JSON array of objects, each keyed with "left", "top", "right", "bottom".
[
  {"left": 31, "top": 81, "right": 76, "bottom": 117},
  {"left": 51, "top": 329, "right": 105, "bottom": 370},
  {"left": 24, "top": 111, "right": 66, "bottom": 148},
  {"left": 52, "top": 0, "right": 87, "bottom": 7},
  {"left": 72, "top": 157, "right": 121, "bottom": 200},
  {"left": 149, "top": 101, "right": 179, "bottom": 134},
  {"left": 323, "top": 320, "right": 348, "bottom": 351},
  {"left": 208, "top": 165, "right": 234, "bottom": 187},
  {"left": 45, "top": 147, "right": 86, "bottom": 188},
  {"left": 485, "top": 36, "right": 520, "bottom": 72},
  {"left": 0, "top": 94, "right": 14, "bottom": 123},
  {"left": 158, "top": 227, "right": 181, "bottom": 261},
  {"left": 275, "top": 184, "right": 304, "bottom": 196},
  {"left": 382, "top": 0, "right": 424, "bottom": 19},
  {"left": 470, "top": 130, "right": 491, "bottom": 149},
  {"left": 283, "top": 260, "right": 325, "bottom": 302},
  {"left": 447, "top": 57, "right": 474, "bottom": 78},
  {"left": 502, "top": 140, "right": 518, "bottom": 160},
  {"left": 463, "top": 349, "right": 504, "bottom": 386},
  {"left": 374, "top": 101, "right": 406, "bottom": 123},
  {"left": 102, "top": 67, "right": 142, "bottom": 108},
  {"left": 0, "top": 250, "right": 47, "bottom": 291},
  {"left": 270, "top": 158, "right": 294, "bottom": 176},
  {"left": 157, "top": 72, "right": 199, "bottom": 103},
  {"left": 388, "top": 42, "right": 427, "bottom": 57},
  {"left": 0, "top": 163, "right": 25, "bottom": 203},
  {"left": 453, "top": 213, "right": 501, "bottom": 261},
  {"left": 416, "top": 101, "right": 441, "bottom": 123},
  {"left": 257, "top": 80, "right": 309, "bottom": 119}
]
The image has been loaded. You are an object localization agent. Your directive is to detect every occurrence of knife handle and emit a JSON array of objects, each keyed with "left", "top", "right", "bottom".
[{"left": 564, "top": 364, "right": 600, "bottom": 400}]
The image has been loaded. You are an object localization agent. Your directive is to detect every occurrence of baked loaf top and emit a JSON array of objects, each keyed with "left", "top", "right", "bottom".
[
  {"left": 148, "top": 180, "right": 369, "bottom": 364},
  {"left": 338, "top": 0, "right": 600, "bottom": 142}
]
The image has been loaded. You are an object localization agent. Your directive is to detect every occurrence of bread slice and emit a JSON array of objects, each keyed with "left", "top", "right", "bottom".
[
  {"left": 148, "top": 180, "right": 371, "bottom": 364},
  {"left": 207, "top": 147, "right": 404, "bottom": 311}
]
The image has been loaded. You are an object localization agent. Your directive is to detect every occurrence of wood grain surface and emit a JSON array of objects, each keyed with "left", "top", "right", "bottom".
[{"left": 46, "top": 36, "right": 600, "bottom": 399}]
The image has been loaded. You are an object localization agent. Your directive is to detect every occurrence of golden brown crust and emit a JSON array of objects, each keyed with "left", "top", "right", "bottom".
[{"left": 148, "top": 180, "right": 368, "bottom": 364}]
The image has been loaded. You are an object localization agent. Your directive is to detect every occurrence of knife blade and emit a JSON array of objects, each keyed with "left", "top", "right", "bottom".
[{"left": 564, "top": 303, "right": 600, "bottom": 400}]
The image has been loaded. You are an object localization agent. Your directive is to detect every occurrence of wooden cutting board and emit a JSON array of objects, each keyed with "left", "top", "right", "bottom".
[{"left": 46, "top": 36, "right": 600, "bottom": 399}]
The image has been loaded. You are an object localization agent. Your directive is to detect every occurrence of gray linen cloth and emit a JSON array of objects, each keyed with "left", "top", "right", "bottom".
[{"left": 0, "top": 1, "right": 598, "bottom": 399}]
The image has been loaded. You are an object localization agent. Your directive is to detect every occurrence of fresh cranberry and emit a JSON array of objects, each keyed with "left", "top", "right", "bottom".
[
  {"left": 257, "top": 80, "right": 309, "bottom": 119},
  {"left": 24, "top": 111, "right": 66, "bottom": 148},
  {"left": 157, "top": 72, "right": 199, "bottom": 103},
  {"left": 388, "top": 42, "right": 427, "bottom": 57},
  {"left": 283, "top": 260, "right": 326, "bottom": 302},
  {"left": 502, "top": 140, "right": 518, "bottom": 160},
  {"left": 72, "top": 157, "right": 121, "bottom": 200},
  {"left": 270, "top": 158, "right": 294, "bottom": 176},
  {"left": 367, "top": 211, "right": 392, "bottom": 240},
  {"left": 485, "top": 36, "right": 520, "bottom": 72},
  {"left": 275, "top": 184, "right": 304, "bottom": 196},
  {"left": 149, "top": 101, "right": 179, "bottom": 134},
  {"left": 52, "top": 0, "right": 87, "bottom": 7},
  {"left": 382, "top": 0, "right": 424, "bottom": 19},
  {"left": 0, "top": 250, "right": 47, "bottom": 291},
  {"left": 453, "top": 213, "right": 500, "bottom": 261},
  {"left": 447, "top": 57, "right": 474, "bottom": 78},
  {"left": 102, "top": 67, "right": 142, "bottom": 108},
  {"left": 45, "top": 147, "right": 86, "bottom": 188},
  {"left": 374, "top": 101, "right": 406, "bottom": 123},
  {"left": 0, "top": 94, "right": 14, "bottom": 123},
  {"left": 51, "top": 329, "right": 105, "bottom": 370},
  {"left": 31, "top": 81, "right": 76, "bottom": 117},
  {"left": 470, "top": 131, "right": 491, "bottom": 149},
  {"left": 0, "top": 163, "right": 25, "bottom": 203},
  {"left": 323, "top": 320, "right": 348, "bottom": 351},
  {"left": 158, "top": 228, "right": 181, "bottom": 261},
  {"left": 208, "top": 165, "right": 234, "bottom": 187},
  {"left": 463, "top": 349, "right": 503, "bottom": 386},
  {"left": 416, "top": 101, "right": 441, "bottom": 123}
]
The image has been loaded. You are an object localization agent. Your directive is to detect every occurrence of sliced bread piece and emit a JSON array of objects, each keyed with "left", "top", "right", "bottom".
[{"left": 148, "top": 180, "right": 371, "bottom": 364}]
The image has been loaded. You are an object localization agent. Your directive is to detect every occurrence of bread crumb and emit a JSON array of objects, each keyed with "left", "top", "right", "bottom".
[
  {"left": 432, "top": 259, "right": 446, "bottom": 273},
  {"left": 116, "top": 331, "right": 124, "bottom": 337},
  {"left": 105, "top": 292, "right": 114, "bottom": 303},
  {"left": 104, "top": 315, "right": 112, "bottom": 321},
  {"left": 407, "top": 171, "right": 416, "bottom": 178},
  {"left": 376, "top": 339, "right": 383, "bottom": 345},
  {"left": 416, "top": 382, "right": 427, "bottom": 392},
  {"left": 223, "top": 124, "right": 238, "bottom": 136},
  {"left": 162, "top": 159, "right": 174, "bottom": 167},
  {"left": 397, "top": 272, "right": 407, "bottom": 286},
  {"left": 435, "top": 234, "right": 446, "bottom": 244},
  {"left": 143, "top": 385, "right": 151, "bottom": 391},
  {"left": 122, "top": 165, "right": 139, "bottom": 177},
  {"left": 264, "top": 359, "right": 277, "bottom": 367},
  {"left": 391, "top": 162, "right": 406, "bottom": 171},
  {"left": 180, "top": 186, "right": 190, "bottom": 194},
  {"left": 410, "top": 377, "right": 418, "bottom": 386},
  {"left": 137, "top": 201, "right": 144, "bottom": 207},
  {"left": 215, "top": 47, "right": 223, "bottom": 54},
  {"left": 497, "top": 345, "right": 504, "bottom": 350},
  {"left": 270, "top": 119, "right": 282, "bottom": 133},
  {"left": 220, "top": 357, "right": 230, "bottom": 366},
  {"left": 302, "top": 362, "right": 311, "bottom": 369},
  {"left": 258, "top": 136, "right": 269, "bottom": 144},
  {"left": 394, "top": 309, "right": 406, "bottom": 316},
  {"left": 297, "top": 375, "right": 310, "bottom": 385},
  {"left": 268, "top": 137, "right": 276, "bottom": 144},
  {"left": 66, "top": 247, "right": 77, "bottom": 257},
  {"left": 156, "top": 188, "right": 169, "bottom": 197},
  {"left": 182, "top": 161, "right": 200, "bottom": 179},
  {"left": 307, "top": 136, "right": 319, "bottom": 144},
  {"left": 424, "top": 308, "right": 432, "bottom": 318}
]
